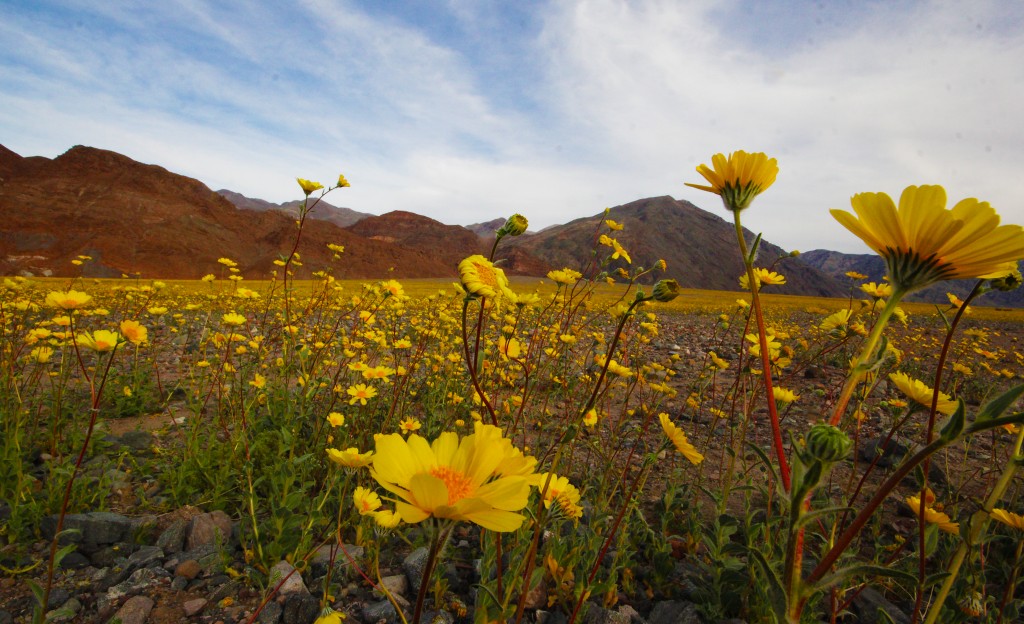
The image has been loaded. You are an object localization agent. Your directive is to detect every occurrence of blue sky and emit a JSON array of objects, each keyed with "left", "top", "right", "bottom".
[{"left": 2, "top": 0, "right": 1023, "bottom": 254}]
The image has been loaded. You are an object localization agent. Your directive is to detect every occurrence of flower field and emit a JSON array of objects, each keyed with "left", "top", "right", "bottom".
[{"left": 4, "top": 156, "right": 1024, "bottom": 624}]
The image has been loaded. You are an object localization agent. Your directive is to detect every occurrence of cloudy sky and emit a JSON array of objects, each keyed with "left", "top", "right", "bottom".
[{"left": 2, "top": 0, "right": 1022, "bottom": 253}]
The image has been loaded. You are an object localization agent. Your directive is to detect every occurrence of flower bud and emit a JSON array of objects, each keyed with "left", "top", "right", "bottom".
[
  {"left": 804, "top": 424, "right": 851, "bottom": 463},
  {"left": 989, "top": 269, "right": 1022, "bottom": 292},
  {"left": 652, "top": 279, "right": 680, "bottom": 303},
  {"left": 499, "top": 214, "right": 529, "bottom": 237},
  {"left": 297, "top": 178, "right": 323, "bottom": 195}
]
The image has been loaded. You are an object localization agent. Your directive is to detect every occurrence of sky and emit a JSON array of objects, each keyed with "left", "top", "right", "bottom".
[{"left": 2, "top": 0, "right": 1023, "bottom": 254}]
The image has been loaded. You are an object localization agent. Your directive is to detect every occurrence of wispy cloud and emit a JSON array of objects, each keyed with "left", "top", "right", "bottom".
[{"left": 1, "top": 0, "right": 1022, "bottom": 254}]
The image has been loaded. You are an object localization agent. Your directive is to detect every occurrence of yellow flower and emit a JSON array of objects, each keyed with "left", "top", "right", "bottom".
[
  {"left": 222, "top": 312, "right": 246, "bottom": 326},
  {"left": 547, "top": 268, "right": 582, "bottom": 286},
  {"left": 845, "top": 271, "right": 867, "bottom": 280},
  {"left": 532, "top": 472, "right": 583, "bottom": 520},
  {"left": 327, "top": 412, "right": 345, "bottom": 427},
  {"left": 147, "top": 306, "right": 168, "bottom": 315},
  {"left": 458, "top": 255, "right": 513, "bottom": 299},
  {"left": 326, "top": 447, "right": 374, "bottom": 468},
  {"left": 76, "top": 329, "right": 120, "bottom": 352},
  {"left": 399, "top": 417, "right": 422, "bottom": 435},
  {"left": 906, "top": 495, "right": 959, "bottom": 534},
  {"left": 860, "top": 282, "right": 893, "bottom": 298},
  {"left": 353, "top": 486, "right": 382, "bottom": 514},
  {"left": 582, "top": 408, "right": 598, "bottom": 427},
  {"left": 499, "top": 336, "right": 522, "bottom": 359},
  {"left": 990, "top": 508, "right": 1024, "bottom": 530},
  {"left": 888, "top": 372, "right": 958, "bottom": 415},
  {"left": 297, "top": 178, "right": 323, "bottom": 195},
  {"left": 605, "top": 219, "right": 623, "bottom": 231},
  {"left": 119, "top": 320, "right": 148, "bottom": 345},
  {"left": 314, "top": 608, "right": 346, "bottom": 624},
  {"left": 372, "top": 509, "right": 402, "bottom": 529},
  {"left": 685, "top": 151, "right": 779, "bottom": 211},
  {"left": 773, "top": 387, "right": 800, "bottom": 404},
  {"left": 659, "top": 413, "right": 704, "bottom": 465},
  {"left": 337, "top": 173, "right": 351, "bottom": 188},
  {"left": 249, "top": 374, "right": 266, "bottom": 389},
  {"left": 831, "top": 185, "right": 1024, "bottom": 292},
  {"left": 369, "top": 423, "right": 535, "bottom": 531},
  {"left": 30, "top": 346, "right": 54, "bottom": 363},
  {"left": 346, "top": 383, "right": 377, "bottom": 405},
  {"left": 45, "top": 290, "right": 92, "bottom": 309}
]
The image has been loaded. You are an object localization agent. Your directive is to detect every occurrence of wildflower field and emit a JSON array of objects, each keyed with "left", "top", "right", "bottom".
[{"left": 4, "top": 155, "right": 1024, "bottom": 624}]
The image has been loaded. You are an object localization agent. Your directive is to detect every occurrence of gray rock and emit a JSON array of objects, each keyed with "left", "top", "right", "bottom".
[
  {"left": 583, "top": 605, "right": 632, "bottom": 624},
  {"left": 108, "top": 595, "right": 154, "bottom": 624},
  {"left": 617, "top": 605, "right": 644, "bottom": 624},
  {"left": 422, "top": 610, "right": 454, "bottom": 624},
  {"left": 0, "top": 610, "right": 12, "bottom": 624},
  {"left": 175, "top": 558, "right": 202, "bottom": 580},
  {"left": 186, "top": 510, "right": 233, "bottom": 550},
  {"left": 47, "top": 597, "right": 81, "bottom": 623},
  {"left": 46, "top": 587, "right": 72, "bottom": 610},
  {"left": 257, "top": 600, "right": 284, "bottom": 624},
  {"left": 127, "top": 545, "right": 163, "bottom": 569},
  {"left": 851, "top": 587, "right": 910, "bottom": 624},
  {"left": 282, "top": 591, "right": 319, "bottom": 624},
  {"left": 361, "top": 599, "right": 399, "bottom": 624},
  {"left": 209, "top": 579, "right": 244, "bottom": 603},
  {"left": 90, "top": 545, "right": 130, "bottom": 568},
  {"left": 58, "top": 551, "right": 90, "bottom": 569},
  {"left": 156, "top": 518, "right": 189, "bottom": 553},
  {"left": 859, "top": 437, "right": 910, "bottom": 468},
  {"left": 101, "top": 568, "right": 159, "bottom": 611},
  {"left": 402, "top": 547, "right": 430, "bottom": 595},
  {"left": 42, "top": 512, "right": 133, "bottom": 547},
  {"left": 648, "top": 600, "right": 703, "bottom": 624},
  {"left": 119, "top": 430, "right": 153, "bottom": 451},
  {"left": 270, "top": 560, "right": 309, "bottom": 596},
  {"left": 170, "top": 575, "right": 189, "bottom": 591},
  {"left": 376, "top": 574, "right": 409, "bottom": 598}
]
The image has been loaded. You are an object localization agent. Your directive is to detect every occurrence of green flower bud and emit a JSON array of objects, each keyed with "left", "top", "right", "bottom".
[
  {"left": 804, "top": 424, "right": 851, "bottom": 463},
  {"left": 989, "top": 269, "right": 1022, "bottom": 292},
  {"left": 652, "top": 279, "right": 680, "bottom": 303},
  {"left": 499, "top": 214, "right": 529, "bottom": 237}
]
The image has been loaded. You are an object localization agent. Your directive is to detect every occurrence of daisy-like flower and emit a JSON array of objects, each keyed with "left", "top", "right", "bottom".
[
  {"left": 888, "top": 372, "right": 958, "bottom": 415},
  {"left": 347, "top": 383, "right": 377, "bottom": 405},
  {"left": 30, "top": 346, "right": 54, "bottom": 363},
  {"left": 659, "top": 413, "right": 704, "bottom": 465},
  {"left": 685, "top": 151, "right": 779, "bottom": 212},
  {"left": 399, "top": 417, "right": 422, "bottom": 435},
  {"left": 297, "top": 178, "right": 323, "bottom": 195},
  {"left": 458, "top": 255, "right": 513, "bottom": 299},
  {"left": 249, "top": 374, "right": 267, "bottom": 389},
  {"left": 845, "top": 271, "right": 868, "bottom": 280},
  {"left": 119, "top": 320, "right": 148, "bottom": 345},
  {"left": 353, "top": 486, "right": 382, "bottom": 514},
  {"left": 582, "top": 408, "right": 598, "bottom": 427},
  {"left": 532, "top": 472, "right": 584, "bottom": 520},
  {"left": 337, "top": 173, "right": 351, "bottom": 188},
  {"left": 327, "top": 412, "right": 345, "bottom": 427},
  {"left": 314, "top": 608, "right": 346, "bottom": 624},
  {"left": 222, "top": 312, "right": 246, "bottom": 326},
  {"left": 860, "top": 282, "right": 893, "bottom": 298},
  {"left": 831, "top": 185, "right": 1024, "bottom": 293},
  {"left": 326, "top": 447, "right": 374, "bottom": 468},
  {"left": 369, "top": 423, "right": 535, "bottom": 531},
  {"left": 906, "top": 495, "right": 959, "bottom": 534},
  {"left": 45, "top": 290, "right": 92, "bottom": 309},
  {"left": 991, "top": 508, "right": 1024, "bottom": 530},
  {"left": 546, "top": 268, "right": 582, "bottom": 286},
  {"left": 373, "top": 509, "right": 402, "bottom": 529},
  {"left": 772, "top": 387, "right": 800, "bottom": 404},
  {"left": 76, "top": 329, "right": 121, "bottom": 352}
]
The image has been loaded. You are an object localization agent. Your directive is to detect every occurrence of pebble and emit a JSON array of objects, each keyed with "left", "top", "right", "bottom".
[{"left": 183, "top": 598, "right": 208, "bottom": 617}]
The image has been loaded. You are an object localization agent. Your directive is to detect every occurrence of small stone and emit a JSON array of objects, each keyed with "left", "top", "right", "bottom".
[
  {"left": 183, "top": 598, "right": 208, "bottom": 617},
  {"left": 59, "top": 551, "right": 90, "bottom": 569},
  {"left": 46, "top": 588, "right": 71, "bottom": 610},
  {"left": 127, "top": 545, "right": 163, "bottom": 568},
  {"left": 647, "top": 600, "right": 703, "bottom": 624},
  {"left": 377, "top": 574, "right": 408, "bottom": 598},
  {"left": 269, "top": 560, "right": 308, "bottom": 596},
  {"left": 402, "top": 547, "right": 430, "bottom": 595},
  {"left": 583, "top": 606, "right": 631, "bottom": 624},
  {"left": 108, "top": 595, "right": 154, "bottom": 624},
  {"left": 120, "top": 430, "right": 153, "bottom": 451},
  {"left": 256, "top": 601, "right": 283, "bottom": 624},
  {"left": 156, "top": 519, "right": 189, "bottom": 554},
  {"left": 186, "top": 510, "right": 233, "bottom": 550},
  {"left": 361, "top": 600, "right": 398, "bottom": 624},
  {"left": 175, "top": 559, "right": 202, "bottom": 580},
  {"left": 851, "top": 587, "right": 910, "bottom": 624},
  {"left": 171, "top": 575, "right": 188, "bottom": 590}
]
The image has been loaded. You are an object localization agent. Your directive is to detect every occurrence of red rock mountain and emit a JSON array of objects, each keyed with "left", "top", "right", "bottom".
[{"left": 0, "top": 145, "right": 454, "bottom": 279}]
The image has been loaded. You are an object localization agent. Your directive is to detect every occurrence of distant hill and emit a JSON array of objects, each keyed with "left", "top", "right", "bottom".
[
  {"left": 464, "top": 218, "right": 507, "bottom": 239},
  {"left": 506, "top": 196, "right": 847, "bottom": 297},
  {"left": 345, "top": 211, "right": 490, "bottom": 274},
  {"left": 0, "top": 145, "right": 454, "bottom": 279},
  {"left": 217, "top": 189, "right": 372, "bottom": 228},
  {"left": 801, "top": 249, "right": 1024, "bottom": 307}
]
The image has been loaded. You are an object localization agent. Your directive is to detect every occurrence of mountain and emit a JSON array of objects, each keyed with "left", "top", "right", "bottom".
[
  {"left": 505, "top": 196, "right": 847, "bottom": 297},
  {"left": 217, "top": 189, "right": 371, "bottom": 228},
  {"left": 464, "top": 218, "right": 507, "bottom": 239},
  {"left": 802, "top": 249, "right": 1024, "bottom": 308},
  {"left": 0, "top": 145, "right": 453, "bottom": 279},
  {"left": 345, "top": 211, "right": 490, "bottom": 273}
]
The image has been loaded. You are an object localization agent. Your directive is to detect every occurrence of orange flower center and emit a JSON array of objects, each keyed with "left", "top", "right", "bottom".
[
  {"left": 472, "top": 261, "right": 498, "bottom": 289},
  {"left": 430, "top": 466, "right": 474, "bottom": 505}
]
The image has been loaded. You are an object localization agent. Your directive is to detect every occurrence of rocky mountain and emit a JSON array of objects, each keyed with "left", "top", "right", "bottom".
[
  {"left": 217, "top": 189, "right": 371, "bottom": 228},
  {"left": 505, "top": 196, "right": 847, "bottom": 297},
  {"left": 345, "top": 210, "right": 491, "bottom": 274},
  {"left": 464, "top": 218, "right": 507, "bottom": 239},
  {"left": 0, "top": 145, "right": 453, "bottom": 279},
  {"left": 802, "top": 249, "right": 1024, "bottom": 308}
]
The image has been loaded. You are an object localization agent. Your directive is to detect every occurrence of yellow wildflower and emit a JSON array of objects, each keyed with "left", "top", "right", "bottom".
[
  {"left": 685, "top": 150, "right": 779, "bottom": 212},
  {"left": 888, "top": 372, "right": 958, "bottom": 415},
  {"left": 659, "top": 413, "right": 704, "bottom": 465},
  {"left": 326, "top": 447, "right": 374, "bottom": 468}
]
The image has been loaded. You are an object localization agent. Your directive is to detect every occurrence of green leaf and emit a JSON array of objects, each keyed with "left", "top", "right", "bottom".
[
  {"left": 808, "top": 564, "right": 916, "bottom": 594},
  {"left": 747, "top": 233, "right": 764, "bottom": 265},
  {"left": 938, "top": 400, "right": 966, "bottom": 443},
  {"left": 974, "top": 383, "right": 1024, "bottom": 423},
  {"left": 795, "top": 506, "right": 855, "bottom": 528},
  {"left": 746, "top": 547, "right": 787, "bottom": 620}
]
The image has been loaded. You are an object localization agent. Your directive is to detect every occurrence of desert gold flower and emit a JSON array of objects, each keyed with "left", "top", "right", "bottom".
[
  {"left": 314, "top": 608, "right": 346, "bottom": 624},
  {"left": 582, "top": 408, "right": 598, "bottom": 427},
  {"left": 659, "top": 413, "right": 704, "bottom": 465},
  {"left": 297, "top": 178, "right": 323, "bottom": 195},
  {"left": 498, "top": 336, "right": 522, "bottom": 359},
  {"left": 76, "top": 329, "right": 120, "bottom": 352},
  {"left": 845, "top": 271, "right": 868, "bottom": 280},
  {"left": 346, "top": 383, "right": 377, "bottom": 405},
  {"left": 860, "top": 282, "right": 893, "bottom": 298},
  {"left": 773, "top": 387, "right": 800, "bottom": 404},
  {"left": 222, "top": 312, "right": 246, "bottom": 326},
  {"left": 991, "top": 508, "right": 1024, "bottom": 530},
  {"left": 888, "top": 372, "right": 958, "bottom": 415},
  {"left": 831, "top": 185, "right": 1024, "bottom": 292},
  {"left": 685, "top": 151, "right": 779, "bottom": 211},
  {"left": 249, "top": 374, "right": 266, "bottom": 389},
  {"left": 458, "top": 255, "right": 513, "bottom": 299},
  {"left": 327, "top": 447, "right": 374, "bottom": 468},
  {"left": 353, "top": 486, "right": 382, "bottom": 514},
  {"left": 337, "top": 173, "right": 351, "bottom": 188},
  {"left": 30, "top": 346, "right": 54, "bottom": 363},
  {"left": 605, "top": 219, "right": 624, "bottom": 231},
  {"left": 399, "top": 417, "right": 422, "bottom": 435},
  {"left": 532, "top": 472, "right": 584, "bottom": 520},
  {"left": 369, "top": 424, "right": 534, "bottom": 531},
  {"left": 906, "top": 495, "right": 959, "bottom": 534},
  {"left": 46, "top": 290, "right": 92, "bottom": 309},
  {"left": 119, "top": 320, "right": 148, "bottom": 345},
  {"left": 327, "top": 412, "right": 345, "bottom": 427},
  {"left": 547, "top": 268, "right": 582, "bottom": 285}
]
